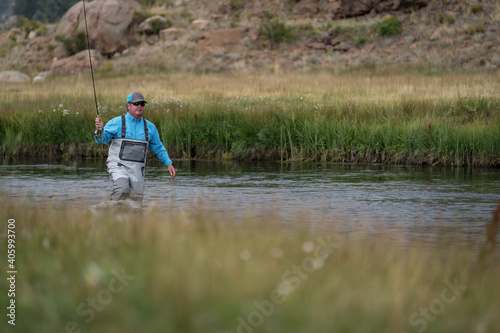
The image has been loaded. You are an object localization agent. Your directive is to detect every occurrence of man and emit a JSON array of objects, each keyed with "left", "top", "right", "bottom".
[{"left": 95, "top": 92, "right": 176, "bottom": 204}]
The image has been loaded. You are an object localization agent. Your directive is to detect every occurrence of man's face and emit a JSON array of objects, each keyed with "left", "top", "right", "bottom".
[{"left": 127, "top": 101, "right": 145, "bottom": 120}]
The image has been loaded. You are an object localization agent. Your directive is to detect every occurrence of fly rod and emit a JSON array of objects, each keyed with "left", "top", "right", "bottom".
[{"left": 82, "top": 0, "right": 101, "bottom": 137}]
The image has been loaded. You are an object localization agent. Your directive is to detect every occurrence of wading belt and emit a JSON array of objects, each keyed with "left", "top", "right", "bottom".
[{"left": 121, "top": 115, "right": 149, "bottom": 141}]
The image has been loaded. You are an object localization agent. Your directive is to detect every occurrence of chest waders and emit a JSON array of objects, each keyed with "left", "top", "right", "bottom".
[{"left": 106, "top": 115, "right": 149, "bottom": 203}]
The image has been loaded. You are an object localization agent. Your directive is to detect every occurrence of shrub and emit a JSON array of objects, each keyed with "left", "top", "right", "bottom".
[
  {"left": 149, "top": 18, "right": 167, "bottom": 34},
  {"left": 356, "top": 35, "right": 368, "bottom": 46},
  {"left": 229, "top": 0, "right": 245, "bottom": 12},
  {"left": 134, "top": 9, "right": 149, "bottom": 23},
  {"left": 470, "top": 4, "right": 483, "bottom": 14},
  {"left": 264, "top": 9, "right": 276, "bottom": 19},
  {"left": 436, "top": 13, "right": 455, "bottom": 24},
  {"left": 320, "top": 22, "right": 333, "bottom": 31},
  {"left": 35, "top": 26, "right": 48, "bottom": 36},
  {"left": 229, "top": 17, "right": 240, "bottom": 28},
  {"left": 331, "top": 24, "right": 369, "bottom": 45},
  {"left": 19, "top": 16, "right": 44, "bottom": 37},
  {"left": 467, "top": 23, "right": 485, "bottom": 35},
  {"left": 259, "top": 18, "right": 295, "bottom": 46},
  {"left": 373, "top": 15, "right": 403, "bottom": 36},
  {"left": 56, "top": 31, "right": 87, "bottom": 56},
  {"left": 140, "top": 0, "right": 172, "bottom": 6},
  {"left": 295, "top": 23, "right": 317, "bottom": 39},
  {"left": 95, "top": 61, "right": 114, "bottom": 74}
]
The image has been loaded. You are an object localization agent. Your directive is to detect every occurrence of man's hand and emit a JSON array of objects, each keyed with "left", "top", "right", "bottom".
[
  {"left": 95, "top": 116, "right": 103, "bottom": 131},
  {"left": 168, "top": 164, "right": 176, "bottom": 179}
]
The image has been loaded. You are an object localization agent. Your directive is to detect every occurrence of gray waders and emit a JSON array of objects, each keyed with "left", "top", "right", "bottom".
[{"left": 106, "top": 115, "right": 149, "bottom": 203}]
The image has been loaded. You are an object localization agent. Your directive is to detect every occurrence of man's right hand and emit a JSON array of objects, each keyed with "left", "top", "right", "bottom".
[{"left": 95, "top": 116, "right": 103, "bottom": 131}]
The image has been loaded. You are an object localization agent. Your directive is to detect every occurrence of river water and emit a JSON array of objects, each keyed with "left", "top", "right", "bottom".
[{"left": 1, "top": 159, "right": 499, "bottom": 245}]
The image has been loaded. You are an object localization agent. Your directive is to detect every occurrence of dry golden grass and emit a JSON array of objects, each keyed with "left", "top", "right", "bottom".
[{"left": 4, "top": 72, "right": 499, "bottom": 104}]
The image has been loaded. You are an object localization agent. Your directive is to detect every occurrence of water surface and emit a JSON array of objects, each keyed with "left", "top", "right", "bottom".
[{"left": 1, "top": 159, "right": 499, "bottom": 244}]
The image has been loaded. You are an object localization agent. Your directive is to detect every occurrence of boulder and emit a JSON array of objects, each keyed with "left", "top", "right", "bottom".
[
  {"left": 55, "top": 0, "right": 142, "bottom": 57},
  {"left": 160, "top": 27, "right": 182, "bottom": 41},
  {"left": 192, "top": 19, "right": 210, "bottom": 30},
  {"left": 28, "top": 30, "right": 37, "bottom": 40},
  {"left": 33, "top": 71, "right": 50, "bottom": 83},
  {"left": 48, "top": 50, "right": 103, "bottom": 76},
  {"left": 0, "top": 71, "right": 30, "bottom": 83}
]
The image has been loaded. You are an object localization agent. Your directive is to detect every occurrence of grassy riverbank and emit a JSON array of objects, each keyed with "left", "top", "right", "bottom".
[
  {"left": 1, "top": 72, "right": 499, "bottom": 166},
  {"left": 0, "top": 198, "right": 499, "bottom": 333}
]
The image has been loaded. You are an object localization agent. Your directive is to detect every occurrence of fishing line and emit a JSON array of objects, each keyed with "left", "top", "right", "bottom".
[{"left": 82, "top": 0, "right": 101, "bottom": 137}]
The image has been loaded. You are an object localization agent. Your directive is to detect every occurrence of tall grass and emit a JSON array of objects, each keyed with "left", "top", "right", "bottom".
[
  {"left": 1, "top": 73, "right": 499, "bottom": 165},
  {"left": 0, "top": 198, "right": 499, "bottom": 333}
]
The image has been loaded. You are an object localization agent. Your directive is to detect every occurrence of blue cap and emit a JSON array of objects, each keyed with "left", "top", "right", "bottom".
[{"left": 127, "top": 92, "right": 147, "bottom": 103}]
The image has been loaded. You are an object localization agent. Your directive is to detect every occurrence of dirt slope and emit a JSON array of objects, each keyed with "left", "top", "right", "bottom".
[{"left": 0, "top": 0, "right": 498, "bottom": 77}]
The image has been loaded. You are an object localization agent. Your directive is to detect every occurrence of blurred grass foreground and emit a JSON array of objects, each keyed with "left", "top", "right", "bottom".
[{"left": 1, "top": 198, "right": 499, "bottom": 333}]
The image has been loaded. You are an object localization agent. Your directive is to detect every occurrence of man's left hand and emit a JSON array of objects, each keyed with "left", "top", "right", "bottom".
[{"left": 168, "top": 164, "right": 176, "bottom": 179}]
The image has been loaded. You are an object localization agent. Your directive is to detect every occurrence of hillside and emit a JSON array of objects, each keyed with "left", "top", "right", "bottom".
[{"left": 0, "top": 0, "right": 499, "bottom": 78}]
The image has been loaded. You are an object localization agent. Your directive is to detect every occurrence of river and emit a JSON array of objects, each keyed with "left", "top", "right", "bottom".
[{"left": 1, "top": 159, "right": 499, "bottom": 245}]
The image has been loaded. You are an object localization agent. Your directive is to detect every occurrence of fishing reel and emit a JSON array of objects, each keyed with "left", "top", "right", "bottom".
[
  {"left": 94, "top": 115, "right": 103, "bottom": 138},
  {"left": 94, "top": 119, "right": 109, "bottom": 151}
]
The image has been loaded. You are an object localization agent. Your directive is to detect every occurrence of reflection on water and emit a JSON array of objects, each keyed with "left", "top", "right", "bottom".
[{"left": 1, "top": 159, "right": 499, "bottom": 244}]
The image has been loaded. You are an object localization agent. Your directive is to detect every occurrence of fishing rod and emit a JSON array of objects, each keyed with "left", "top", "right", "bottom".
[{"left": 82, "top": 0, "right": 101, "bottom": 137}]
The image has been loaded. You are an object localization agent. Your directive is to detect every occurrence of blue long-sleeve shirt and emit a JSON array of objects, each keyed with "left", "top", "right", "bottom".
[{"left": 95, "top": 113, "right": 173, "bottom": 166}]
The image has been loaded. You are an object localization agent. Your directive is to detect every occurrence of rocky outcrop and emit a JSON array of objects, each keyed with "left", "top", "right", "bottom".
[
  {"left": 48, "top": 50, "right": 103, "bottom": 76},
  {"left": 297, "top": 0, "right": 429, "bottom": 18},
  {"left": 0, "top": 71, "right": 30, "bottom": 83},
  {"left": 219, "top": 0, "right": 428, "bottom": 19},
  {"left": 0, "top": 0, "right": 497, "bottom": 75},
  {"left": 55, "top": 0, "right": 142, "bottom": 57},
  {"left": 336, "top": 0, "right": 428, "bottom": 18}
]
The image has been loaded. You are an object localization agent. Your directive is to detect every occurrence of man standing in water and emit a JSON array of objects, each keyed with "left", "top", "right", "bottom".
[{"left": 94, "top": 92, "right": 176, "bottom": 204}]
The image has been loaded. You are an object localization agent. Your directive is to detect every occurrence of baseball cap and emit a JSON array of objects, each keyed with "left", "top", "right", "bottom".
[{"left": 127, "top": 92, "right": 148, "bottom": 104}]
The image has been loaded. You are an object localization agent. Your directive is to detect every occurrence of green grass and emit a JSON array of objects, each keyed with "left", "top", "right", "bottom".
[
  {"left": 0, "top": 198, "right": 499, "bottom": 333},
  {"left": 373, "top": 15, "right": 403, "bottom": 36},
  {"left": 259, "top": 18, "right": 296, "bottom": 46},
  {"left": 0, "top": 93, "right": 498, "bottom": 166},
  {"left": 0, "top": 73, "right": 499, "bottom": 166}
]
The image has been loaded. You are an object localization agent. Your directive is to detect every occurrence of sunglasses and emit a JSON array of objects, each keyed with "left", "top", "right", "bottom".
[{"left": 130, "top": 102, "right": 145, "bottom": 107}]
